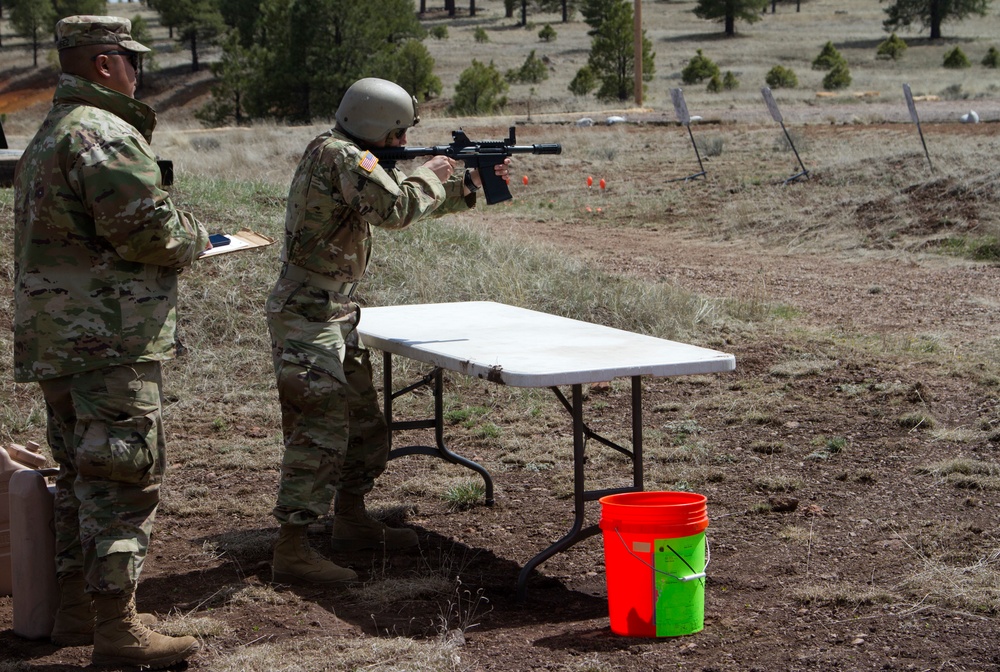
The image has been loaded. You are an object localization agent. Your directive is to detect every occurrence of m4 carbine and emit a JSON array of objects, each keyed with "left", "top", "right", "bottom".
[{"left": 371, "top": 127, "right": 561, "bottom": 205}]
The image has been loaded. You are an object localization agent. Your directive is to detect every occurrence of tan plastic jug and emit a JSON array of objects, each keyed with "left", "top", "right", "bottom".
[
  {"left": 1, "top": 442, "right": 47, "bottom": 596},
  {"left": 10, "top": 468, "right": 59, "bottom": 640}
]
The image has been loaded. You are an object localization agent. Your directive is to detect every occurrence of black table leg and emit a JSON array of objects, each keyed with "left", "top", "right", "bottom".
[
  {"left": 382, "top": 352, "right": 495, "bottom": 505},
  {"left": 515, "top": 376, "right": 646, "bottom": 600}
]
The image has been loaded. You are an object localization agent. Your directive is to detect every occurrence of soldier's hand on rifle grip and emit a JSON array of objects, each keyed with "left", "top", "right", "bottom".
[
  {"left": 464, "top": 158, "right": 512, "bottom": 197},
  {"left": 423, "top": 156, "right": 457, "bottom": 183}
]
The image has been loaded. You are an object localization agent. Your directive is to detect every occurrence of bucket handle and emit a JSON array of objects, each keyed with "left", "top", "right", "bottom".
[{"left": 613, "top": 528, "right": 710, "bottom": 584}]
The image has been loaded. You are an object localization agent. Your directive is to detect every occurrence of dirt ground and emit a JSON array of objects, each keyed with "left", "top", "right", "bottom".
[{"left": 3, "top": 209, "right": 999, "bottom": 670}]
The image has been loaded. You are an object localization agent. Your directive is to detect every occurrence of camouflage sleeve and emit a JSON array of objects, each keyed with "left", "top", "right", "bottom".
[
  {"left": 334, "top": 145, "right": 472, "bottom": 232},
  {"left": 75, "top": 134, "right": 209, "bottom": 268},
  {"left": 438, "top": 170, "right": 477, "bottom": 213}
]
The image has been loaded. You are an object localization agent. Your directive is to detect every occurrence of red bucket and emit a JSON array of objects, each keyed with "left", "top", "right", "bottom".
[{"left": 599, "top": 491, "right": 709, "bottom": 637}]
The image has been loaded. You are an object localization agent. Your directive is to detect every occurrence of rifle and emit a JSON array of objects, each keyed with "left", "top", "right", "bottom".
[{"left": 371, "top": 127, "right": 561, "bottom": 205}]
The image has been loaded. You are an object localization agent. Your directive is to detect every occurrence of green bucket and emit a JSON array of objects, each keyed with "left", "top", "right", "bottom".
[{"left": 653, "top": 532, "right": 707, "bottom": 637}]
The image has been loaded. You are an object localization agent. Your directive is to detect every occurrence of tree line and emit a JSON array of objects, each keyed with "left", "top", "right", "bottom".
[
  {"left": 192, "top": 0, "right": 653, "bottom": 125},
  {"left": 3, "top": 0, "right": 993, "bottom": 122}
]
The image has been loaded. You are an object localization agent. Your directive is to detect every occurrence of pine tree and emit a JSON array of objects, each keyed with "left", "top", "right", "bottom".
[
  {"left": 983, "top": 46, "right": 1000, "bottom": 68},
  {"left": 196, "top": 33, "right": 253, "bottom": 127},
  {"left": 681, "top": 49, "right": 720, "bottom": 84},
  {"left": 451, "top": 59, "right": 508, "bottom": 115},
  {"left": 154, "top": 0, "right": 226, "bottom": 72},
  {"left": 585, "top": 0, "right": 654, "bottom": 101},
  {"left": 9, "top": 0, "right": 55, "bottom": 67},
  {"left": 882, "top": 0, "right": 991, "bottom": 40},
  {"left": 693, "top": 0, "right": 769, "bottom": 37},
  {"left": 389, "top": 39, "right": 442, "bottom": 103},
  {"left": 822, "top": 61, "right": 852, "bottom": 90},
  {"left": 216, "top": 0, "right": 424, "bottom": 123}
]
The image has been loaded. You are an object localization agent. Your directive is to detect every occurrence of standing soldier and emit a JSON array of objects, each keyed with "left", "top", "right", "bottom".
[
  {"left": 12, "top": 16, "right": 210, "bottom": 669},
  {"left": 267, "top": 78, "right": 510, "bottom": 584}
]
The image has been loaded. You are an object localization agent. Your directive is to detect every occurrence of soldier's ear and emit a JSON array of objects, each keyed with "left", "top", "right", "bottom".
[{"left": 90, "top": 53, "right": 114, "bottom": 82}]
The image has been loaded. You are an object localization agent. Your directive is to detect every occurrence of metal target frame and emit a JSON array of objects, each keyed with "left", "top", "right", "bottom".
[
  {"left": 903, "top": 83, "right": 934, "bottom": 173},
  {"left": 761, "top": 87, "right": 810, "bottom": 184},
  {"left": 666, "top": 88, "right": 707, "bottom": 183}
]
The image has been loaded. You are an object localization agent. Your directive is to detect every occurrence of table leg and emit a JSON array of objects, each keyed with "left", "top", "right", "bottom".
[
  {"left": 632, "top": 375, "right": 643, "bottom": 490},
  {"left": 516, "top": 376, "right": 646, "bottom": 600},
  {"left": 382, "top": 353, "right": 495, "bottom": 505}
]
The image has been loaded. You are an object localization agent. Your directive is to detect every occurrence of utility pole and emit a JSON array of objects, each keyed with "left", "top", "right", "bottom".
[{"left": 634, "top": 0, "right": 642, "bottom": 107}]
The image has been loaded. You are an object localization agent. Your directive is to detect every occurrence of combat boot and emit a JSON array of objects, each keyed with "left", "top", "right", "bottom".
[
  {"left": 50, "top": 573, "right": 157, "bottom": 647},
  {"left": 92, "top": 593, "right": 198, "bottom": 669},
  {"left": 271, "top": 524, "right": 358, "bottom": 585},
  {"left": 330, "top": 491, "right": 418, "bottom": 552}
]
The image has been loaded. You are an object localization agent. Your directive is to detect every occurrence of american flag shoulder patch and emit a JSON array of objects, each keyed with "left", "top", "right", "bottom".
[{"left": 358, "top": 151, "right": 379, "bottom": 173}]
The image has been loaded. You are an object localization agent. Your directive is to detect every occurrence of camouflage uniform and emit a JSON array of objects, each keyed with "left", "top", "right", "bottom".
[
  {"left": 13, "top": 73, "right": 209, "bottom": 595},
  {"left": 268, "top": 128, "right": 474, "bottom": 526}
]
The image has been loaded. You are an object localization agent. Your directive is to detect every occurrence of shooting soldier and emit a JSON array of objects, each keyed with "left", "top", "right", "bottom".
[{"left": 267, "top": 78, "right": 511, "bottom": 584}]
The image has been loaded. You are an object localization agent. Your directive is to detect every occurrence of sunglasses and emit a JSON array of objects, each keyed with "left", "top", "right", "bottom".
[{"left": 91, "top": 50, "right": 140, "bottom": 71}]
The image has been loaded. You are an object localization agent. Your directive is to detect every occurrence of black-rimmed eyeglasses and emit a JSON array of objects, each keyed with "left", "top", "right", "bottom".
[{"left": 91, "top": 50, "right": 139, "bottom": 71}]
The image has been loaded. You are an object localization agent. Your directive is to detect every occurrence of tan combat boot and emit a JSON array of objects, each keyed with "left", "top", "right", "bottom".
[
  {"left": 330, "top": 491, "right": 418, "bottom": 552},
  {"left": 50, "top": 574, "right": 158, "bottom": 647},
  {"left": 92, "top": 593, "right": 198, "bottom": 668},
  {"left": 271, "top": 524, "right": 358, "bottom": 585}
]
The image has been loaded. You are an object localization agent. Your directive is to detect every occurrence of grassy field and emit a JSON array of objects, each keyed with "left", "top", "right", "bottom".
[{"left": 1, "top": 1, "right": 1000, "bottom": 671}]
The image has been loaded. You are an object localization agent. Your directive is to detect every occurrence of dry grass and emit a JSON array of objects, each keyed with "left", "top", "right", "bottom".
[
  {"left": 2, "top": 0, "right": 1000, "bottom": 140},
  {"left": 3, "top": 0, "right": 1000, "bottom": 667},
  {"left": 196, "top": 636, "right": 466, "bottom": 672}
]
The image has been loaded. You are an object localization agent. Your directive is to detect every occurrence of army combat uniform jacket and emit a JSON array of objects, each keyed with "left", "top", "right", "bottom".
[
  {"left": 267, "top": 128, "right": 475, "bottom": 381},
  {"left": 267, "top": 128, "right": 476, "bottom": 522},
  {"left": 13, "top": 73, "right": 208, "bottom": 382}
]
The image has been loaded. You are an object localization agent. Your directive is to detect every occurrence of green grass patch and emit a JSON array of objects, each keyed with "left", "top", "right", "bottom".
[
  {"left": 935, "top": 235, "right": 1000, "bottom": 262},
  {"left": 442, "top": 480, "right": 487, "bottom": 510}
]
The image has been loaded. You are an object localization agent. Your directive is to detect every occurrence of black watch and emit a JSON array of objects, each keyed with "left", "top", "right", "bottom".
[{"left": 464, "top": 169, "right": 480, "bottom": 193}]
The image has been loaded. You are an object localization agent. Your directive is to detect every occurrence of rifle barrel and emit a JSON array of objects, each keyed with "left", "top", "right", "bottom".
[
  {"left": 518, "top": 144, "right": 562, "bottom": 155},
  {"left": 374, "top": 143, "right": 561, "bottom": 161}
]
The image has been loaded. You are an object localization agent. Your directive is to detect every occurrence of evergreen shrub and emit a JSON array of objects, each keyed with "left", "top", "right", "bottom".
[
  {"left": 943, "top": 46, "right": 971, "bottom": 69},
  {"left": 682, "top": 49, "right": 720, "bottom": 84},
  {"left": 765, "top": 65, "right": 798, "bottom": 88},
  {"left": 822, "top": 61, "right": 852, "bottom": 90},
  {"left": 981, "top": 46, "right": 999, "bottom": 68},
  {"left": 876, "top": 33, "right": 907, "bottom": 60},
  {"left": 812, "top": 41, "right": 846, "bottom": 70}
]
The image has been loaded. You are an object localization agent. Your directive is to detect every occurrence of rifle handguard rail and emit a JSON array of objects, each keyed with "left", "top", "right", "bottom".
[{"left": 371, "top": 127, "right": 561, "bottom": 204}]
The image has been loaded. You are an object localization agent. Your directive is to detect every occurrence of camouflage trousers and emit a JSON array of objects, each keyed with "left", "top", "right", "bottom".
[
  {"left": 270, "top": 324, "right": 389, "bottom": 527},
  {"left": 39, "top": 362, "right": 164, "bottom": 596}
]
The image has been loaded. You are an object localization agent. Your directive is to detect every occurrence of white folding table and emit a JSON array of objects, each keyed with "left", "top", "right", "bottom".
[{"left": 358, "top": 301, "right": 735, "bottom": 599}]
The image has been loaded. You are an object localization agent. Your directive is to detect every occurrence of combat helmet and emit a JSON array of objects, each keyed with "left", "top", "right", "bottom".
[{"left": 335, "top": 78, "right": 419, "bottom": 143}]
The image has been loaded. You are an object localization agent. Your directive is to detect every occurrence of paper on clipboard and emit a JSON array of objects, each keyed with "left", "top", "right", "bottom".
[{"left": 198, "top": 228, "right": 276, "bottom": 259}]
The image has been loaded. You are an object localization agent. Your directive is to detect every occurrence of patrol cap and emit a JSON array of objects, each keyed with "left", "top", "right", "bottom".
[{"left": 56, "top": 15, "right": 151, "bottom": 54}]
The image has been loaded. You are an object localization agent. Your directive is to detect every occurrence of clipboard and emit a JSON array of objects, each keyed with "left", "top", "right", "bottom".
[{"left": 198, "top": 228, "right": 276, "bottom": 259}]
